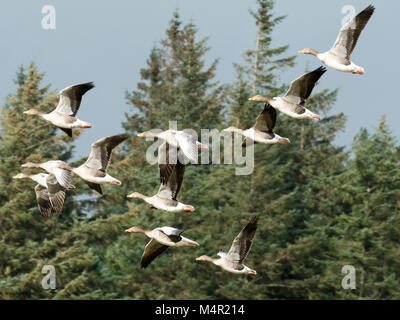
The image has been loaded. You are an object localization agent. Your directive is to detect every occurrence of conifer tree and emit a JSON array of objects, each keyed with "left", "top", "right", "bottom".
[{"left": 0, "top": 63, "right": 81, "bottom": 298}]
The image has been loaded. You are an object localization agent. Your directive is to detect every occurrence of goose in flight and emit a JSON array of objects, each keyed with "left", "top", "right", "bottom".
[
  {"left": 56, "top": 134, "right": 127, "bottom": 195},
  {"left": 299, "top": 5, "right": 375, "bottom": 74},
  {"left": 127, "top": 142, "right": 194, "bottom": 212},
  {"left": 249, "top": 66, "right": 326, "bottom": 120},
  {"left": 23, "top": 82, "right": 95, "bottom": 137},
  {"left": 223, "top": 103, "right": 290, "bottom": 145},
  {"left": 196, "top": 216, "right": 258, "bottom": 275},
  {"left": 138, "top": 130, "right": 208, "bottom": 163},
  {"left": 13, "top": 172, "right": 72, "bottom": 218},
  {"left": 125, "top": 225, "right": 199, "bottom": 268},
  {"left": 22, "top": 160, "right": 74, "bottom": 189}
]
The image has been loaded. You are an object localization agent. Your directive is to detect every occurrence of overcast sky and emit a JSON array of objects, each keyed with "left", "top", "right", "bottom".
[{"left": 0, "top": 0, "right": 397, "bottom": 159}]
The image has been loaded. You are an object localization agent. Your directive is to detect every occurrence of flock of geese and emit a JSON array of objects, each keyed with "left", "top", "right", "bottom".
[{"left": 13, "top": 5, "right": 374, "bottom": 275}]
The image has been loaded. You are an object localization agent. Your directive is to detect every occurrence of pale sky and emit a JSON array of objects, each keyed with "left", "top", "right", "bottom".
[{"left": 0, "top": 0, "right": 397, "bottom": 159}]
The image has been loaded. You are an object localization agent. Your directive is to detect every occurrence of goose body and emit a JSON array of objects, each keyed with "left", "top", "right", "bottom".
[
  {"left": 249, "top": 66, "right": 326, "bottom": 120},
  {"left": 56, "top": 134, "right": 127, "bottom": 194},
  {"left": 13, "top": 172, "right": 68, "bottom": 218},
  {"left": 316, "top": 52, "right": 362, "bottom": 73},
  {"left": 196, "top": 216, "right": 258, "bottom": 275},
  {"left": 224, "top": 103, "right": 290, "bottom": 145},
  {"left": 22, "top": 160, "right": 74, "bottom": 189},
  {"left": 127, "top": 142, "right": 194, "bottom": 212},
  {"left": 299, "top": 5, "right": 375, "bottom": 74},
  {"left": 214, "top": 252, "right": 256, "bottom": 274},
  {"left": 125, "top": 225, "right": 199, "bottom": 268},
  {"left": 138, "top": 129, "right": 208, "bottom": 163},
  {"left": 23, "top": 82, "right": 94, "bottom": 137}
]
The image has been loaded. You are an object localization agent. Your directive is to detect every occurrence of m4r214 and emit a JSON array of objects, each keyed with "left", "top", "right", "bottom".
[{"left": 199, "top": 304, "right": 245, "bottom": 315}]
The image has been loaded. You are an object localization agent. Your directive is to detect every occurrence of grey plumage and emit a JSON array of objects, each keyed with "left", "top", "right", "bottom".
[
  {"left": 329, "top": 5, "right": 375, "bottom": 65},
  {"left": 283, "top": 66, "right": 327, "bottom": 107},
  {"left": 55, "top": 82, "right": 95, "bottom": 117},
  {"left": 157, "top": 142, "right": 185, "bottom": 201},
  {"left": 226, "top": 216, "right": 258, "bottom": 265},
  {"left": 84, "top": 134, "right": 128, "bottom": 173}
]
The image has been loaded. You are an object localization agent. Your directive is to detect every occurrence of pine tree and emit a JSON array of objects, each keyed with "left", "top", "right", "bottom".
[
  {"left": 0, "top": 63, "right": 82, "bottom": 298},
  {"left": 332, "top": 119, "right": 400, "bottom": 299}
]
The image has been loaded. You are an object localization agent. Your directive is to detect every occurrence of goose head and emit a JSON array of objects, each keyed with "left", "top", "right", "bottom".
[
  {"left": 138, "top": 131, "right": 158, "bottom": 138},
  {"left": 196, "top": 255, "right": 216, "bottom": 263},
  {"left": 248, "top": 95, "right": 270, "bottom": 102},
  {"left": 13, "top": 173, "right": 30, "bottom": 179},
  {"left": 125, "top": 226, "right": 144, "bottom": 233},
  {"left": 298, "top": 48, "right": 319, "bottom": 56},
  {"left": 21, "top": 162, "right": 40, "bottom": 168},
  {"left": 23, "top": 109, "right": 44, "bottom": 116},
  {"left": 223, "top": 126, "right": 243, "bottom": 134},
  {"left": 126, "top": 192, "right": 147, "bottom": 199}
]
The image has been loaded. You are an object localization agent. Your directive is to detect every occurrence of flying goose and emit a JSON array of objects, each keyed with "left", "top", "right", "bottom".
[
  {"left": 127, "top": 142, "right": 194, "bottom": 212},
  {"left": 249, "top": 66, "right": 326, "bottom": 120},
  {"left": 125, "top": 225, "right": 199, "bottom": 268},
  {"left": 223, "top": 103, "right": 290, "bottom": 145},
  {"left": 299, "top": 5, "right": 375, "bottom": 74},
  {"left": 196, "top": 216, "right": 258, "bottom": 275},
  {"left": 22, "top": 160, "right": 74, "bottom": 189},
  {"left": 138, "top": 130, "right": 208, "bottom": 163},
  {"left": 23, "top": 82, "right": 95, "bottom": 137},
  {"left": 13, "top": 172, "right": 71, "bottom": 218},
  {"left": 56, "top": 134, "right": 127, "bottom": 195}
]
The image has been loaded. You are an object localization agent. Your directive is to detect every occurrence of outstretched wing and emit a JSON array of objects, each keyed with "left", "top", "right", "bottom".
[
  {"left": 34, "top": 184, "right": 52, "bottom": 218},
  {"left": 175, "top": 132, "right": 198, "bottom": 163},
  {"left": 141, "top": 239, "right": 169, "bottom": 268},
  {"left": 284, "top": 67, "right": 327, "bottom": 105},
  {"left": 84, "top": 181, "right": 103, "bottom": 195},
  {"left": 46, "top": 174, "right": 66, "bottom": 214},
  {"left": 329, "top": 5, "right": 375, "bottom": 61},
  {"left": 157, "top": 143, "right": 185, "bottom": 200},
  {"left": 58, "top": 127, "right": 73, "bottom": 137},
  {"left": 158, "top": 226, "right": 183, "bottom": 242},
  {"left": 253, "top": 103, "right": 276, "bottom": 133},
  {"left": 84, "top": 134, "right": 127, "bottom": 171},
  {"left": 226, "top": 216, "right": 258, "bottom": 264},
  {"left": 55, "top": 82, "right": 95, "bottom": 116},
  {"left": 52, "top": 162, "right": 72, "bottom": 189}
]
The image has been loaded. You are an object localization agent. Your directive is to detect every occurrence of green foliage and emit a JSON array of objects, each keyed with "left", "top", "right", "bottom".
[{"left": 0, "top": 3, "right": 399, "bottom": 300}]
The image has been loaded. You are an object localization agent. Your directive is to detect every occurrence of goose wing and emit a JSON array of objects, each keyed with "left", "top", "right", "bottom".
[
  {"left": 157, "top": 143, "right": 185, "bottom": 200},
  {"left": 140, "top": 239, "right": 169, "bottom": 268},
  {"left": 253, "top": 103, "right": 276, "bottom": 132},
  {"left": 55, "top": 82, "right": 94, "bottom": 116},
  {"left": 174, "top": 131, "right": 198, "bottom": 163},
  {"left": 58, "top": 128, "right": 72, "bottom": 137},
  {"left": 158, "top": 226, "right": 183, "bottom": 243},
  {"left": 84, "top": 134, "right": 127, "bottom": 172},
  {"left": 51, "top": 162, "right": 72, "bottom": 189},
  {"left": 84, "top": 181, "right": 103, "bottom": 195},
  {"left": 46, "top": 174, "right": 66, "bottom": 214},
  {"left": 226, "top": 216, "right": 258, "bottom": 264},
  {"left": 284, "top": 67, "right": 326, "bottom": 105},
  {"left": 34, "top": 184, "right": 52, "bottom": 218},
  {"left": 329, "top": 5, "right": 375, "bottom": 63}
]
